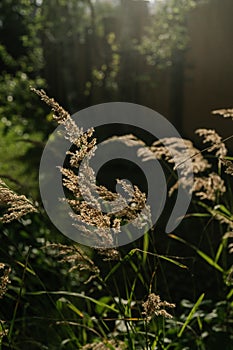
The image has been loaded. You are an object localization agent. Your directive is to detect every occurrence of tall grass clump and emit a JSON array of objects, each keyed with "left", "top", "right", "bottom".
[{"left": 0, "top": 90, "right": 232, "bottom": 349}]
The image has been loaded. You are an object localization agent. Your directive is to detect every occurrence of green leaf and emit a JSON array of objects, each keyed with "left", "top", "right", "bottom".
[
  {"left": 27, "top": 291, "right": 119, "bottom": 314},
  {"left": 67, "top": 302, "right": 84, "bottom": 318},
  {"left": 178, "top": 293, "right": 205, "bottom": 337},
  {"left": 213, "top": 204, "right": 232, "bottom": 217},
  {"left": 142, "top": 232, "right": 149, "bottom": 266},
  {"left": 226, "top": 288, "right": 233, "bottom": 300},
  {"left": 56, "top": 297, "right": 84, "bottom": 317},
  {"left": 95, "top": 296, "right": 112, "bottom": 315},
  {"left": 215, "top": 240, "right": 226, "bottom": 264},
  {"left": 104, "top": 247, "right": 188, "bottom": 283},
  {"left": 186, "top": 213, "right": 211, "bottom": 218},
  {"left": 104, "top": 249, "right": 137, "bottom": 282},
  {"left": 169, "top": 234, "right": 224, "bottom": 273},
  {"left": 15, "top": 260, "right": 36, "bottom": 276},
  {"left": 197, "top": 250, "right": 223, "bottom": 273}
]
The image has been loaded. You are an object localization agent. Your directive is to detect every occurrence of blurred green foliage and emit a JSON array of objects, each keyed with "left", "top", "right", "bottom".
[
  {"left": 138, "top": 0, "right": 200, "bottom": 67},
  {"left": 0, "top": 0, "right": 201, "bottom": 193}
]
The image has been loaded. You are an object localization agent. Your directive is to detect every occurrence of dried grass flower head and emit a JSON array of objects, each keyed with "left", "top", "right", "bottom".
[
  {"left": 142, "top": 293, "right": 175, "bottom": 321},
  {"left": 192, "top": 173, "right": 226, "bottom": 202},
  {"left": 196, "top": 128, "right": 227, "bottom": 158},
  {"left": 142, "top": 137, "right": 210, "bottom": 175},
  {"left": 32, "top": 88, "right": 151, "bottom": 249},
  {"left": 212, "top": 108, "right": 233, "bottom": 119},
  {"left": 220, "top": 158, "right": 233, "bottom": 176},
  {"left": 0, "top": 263, "right": 11, "bottom": 299},
  {"left": 105, "top": 134, "right": 212, "bottom": 199},
  {"left": 0, "top": 320, "right": 8, "bottom": 339},
  {"left": 97, "top": 248, "right": 121, "bottom": 261},
  {"left": 45, "top": 243, "right": 99, "bottom": 283},
  {"left": 138, "top": 136, "right": 212, "bottom": 198},
  {"left": 81, "top": 339, "right": 126, "bottom": 350},
  {"left": 0, "top": 178, "right": 37, "bottom": 223},
  {"left": 112, "top": 134, "right": 210, "bottom": 175},
  {"left": 223, "top": 231, "right": 233, "bottom": 285},
  {"left": 223, "top": 232, "right": 233, "bottom": 254},
  {"left": 30, "top": 87, "right": 96, "bottom": 156}
]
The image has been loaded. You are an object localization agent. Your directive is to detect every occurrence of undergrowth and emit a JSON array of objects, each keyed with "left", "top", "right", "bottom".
[{"left": 0, "top": 92, "right": 232, "bottom": 349}]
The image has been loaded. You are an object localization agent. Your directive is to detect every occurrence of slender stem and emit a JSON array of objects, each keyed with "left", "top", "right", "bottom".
[{"left": 8, "top": 246, "right": 31, "bottom": 342}]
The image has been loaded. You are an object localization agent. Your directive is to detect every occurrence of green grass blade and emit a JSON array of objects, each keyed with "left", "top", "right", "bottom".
[
  {"left": 197, "top": 250, "right": 223, "bottom": 272},
  {"left": 185, "top": 213, "right": 211, "bottom": 218},
  {"left": 104, "top": 249, "right": 137, "bottom": 282},
  {"left": 67, "top": 302, "right": 84, "bottom": 318},
  {"left": 27, "top": 291, "right": 119, "bottom": 314},
  {"left": 215, "top": 241, "right": 225, "bottom": 264},
  {"left": 142, "top": 231, "right": 149, "bottom": 266},
  {"left": 135, "top": 248, "right": 188, "bottom": 269},
  {"left": 169, "top": 234, "right": 224, "bottom": 273},
  {"left": 178, "top": 293, "right": 205, "bottom": 338},
  {"left": 15, "top": 260, "right": 36, "bottom": 275}
]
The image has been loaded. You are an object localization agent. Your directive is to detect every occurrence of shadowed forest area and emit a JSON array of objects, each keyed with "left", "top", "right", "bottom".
[{"left": 0, "top": 0, "right": 233, "bottom": 349}]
